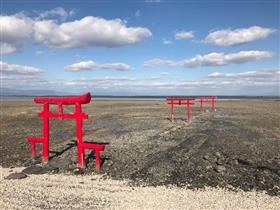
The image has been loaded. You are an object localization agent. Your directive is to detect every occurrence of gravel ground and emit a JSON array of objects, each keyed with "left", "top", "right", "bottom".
[
  {"left": 1, "top": 167, "right": 279, "bottom": 210},
  {"left": 0, "top": 99, "right": 279, "bottom": 209}
]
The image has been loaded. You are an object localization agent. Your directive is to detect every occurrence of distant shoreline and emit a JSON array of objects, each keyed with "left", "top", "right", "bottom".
[{"left": 0, "top": 95, "right": 279, "bottom": 101}]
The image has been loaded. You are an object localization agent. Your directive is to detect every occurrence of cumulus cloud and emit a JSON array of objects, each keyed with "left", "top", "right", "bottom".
[
  {"left": 0, "top": 61, "right": 43, "bottom": 74},
  {"left": 33, "top": 16, "right": 152, "bottom": 48},
  {"left": 65, "top": 60, "right": 132, "bottom": 71},
  {"left": 36, "top": 7, "right": 75, "bottom": 21},
  {"left": 206, "top": 69, "right": 280, "bottom": 87},
  {"left": 144, "top": 50, "right": 273, "bottom": 68},
  {"left": 2, "top": 67, "right": 278, "bottom": 95},
  {"left": 78, "top": 76, "right": 136, "bottom": 82},
  {"left": 207, "top": 69, "right": 280, "bottom": 79},
  {"left": 205, "top": 26, "right": 276, "bottom": 46},
  {"left": 144, "top": 58, "right": 177, "bottom": 67},
  {"left": 174, "top": 31, "right": 194, "bottom": 40},
  {"left": 0, "top": 14, "right": 33, "bottom": 54},
  {"left": 0, "top": 13, "right": 152, "bottom": 53}
]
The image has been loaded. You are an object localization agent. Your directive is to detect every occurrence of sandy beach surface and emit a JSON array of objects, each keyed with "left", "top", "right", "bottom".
[{"left": 1, "top": 167, "right": 279, "bottom": 210}]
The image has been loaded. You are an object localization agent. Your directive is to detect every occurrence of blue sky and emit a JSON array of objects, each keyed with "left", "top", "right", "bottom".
[{"left": 1, "top": 0, "right": 279, "bottom": 96}]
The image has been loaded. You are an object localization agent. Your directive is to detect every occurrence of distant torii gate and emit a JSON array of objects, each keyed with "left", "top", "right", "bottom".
[
  {"left": 166, "top": 97, "right": 196, "bottom": 123},
  {"left": 27, "top": 92, "right": 105, "bottom": 171},
  {"left": 199, "top": 96, "right": 218, "bottom": 112}
]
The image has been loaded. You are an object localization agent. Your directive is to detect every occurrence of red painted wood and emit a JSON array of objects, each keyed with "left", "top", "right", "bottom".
[
  {"left": 27, "top": 92, "right": 105, "bottom": 171},
  {"left": 34, "top": 92, "right": 91, "bottom": 105},
  {"left": 199, "top": 96, "right": 218, "bottom": 112},
  {"left": 166, "top": 97, "right": 196, "bottom": 123}
]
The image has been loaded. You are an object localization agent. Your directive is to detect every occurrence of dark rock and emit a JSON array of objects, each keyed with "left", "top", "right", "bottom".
[
  {"left": 73, "top": 168, "right": 84, "bottom": 175},
  {"left": 22, "top": 165, "right": 46, "bottom": 174},
  {"left": 216, "top": 159, "right": 223, "bottom": 165},
  {"left": 5, "top": 172, "right": 27, "bottom": 180},
  {"left": 43, "top": 165, "right": 59, "bottom": 173},
  {"left": 237, "top": 159, "right": 251, "bottom": 166}
]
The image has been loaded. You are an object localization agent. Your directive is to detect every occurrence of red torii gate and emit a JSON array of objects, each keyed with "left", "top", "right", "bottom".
[
  {"left": 199, "top": 96, "right": 218, "bottom": 112},
  {"left": 27, "top": 92, "right": 105, "bottom": 171},
  {"left": 166, "top": 97, "right": 196, "bottom": 123}
]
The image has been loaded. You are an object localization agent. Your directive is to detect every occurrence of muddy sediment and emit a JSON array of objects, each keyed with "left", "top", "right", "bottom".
[{"left": 0, "top": 100, "right": 279, "bottom": 196}]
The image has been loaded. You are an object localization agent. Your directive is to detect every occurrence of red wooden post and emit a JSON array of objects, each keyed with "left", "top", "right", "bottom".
[
  {"left": 200, "top": 98, "right": 203, "bottom": 112},
  {"left": 182, "top": 101, "right": 185, "bottom": 120},
  {"left": 187, "top": 102, "right": 191, "bottom": 123},
  {"left": 76, "top": 103, "right": 85, "bottom": 168},
  {"left": 42, "top": 103, "right": 49, "bottom": 163},
  {"left": 95, "top": 151, "right": 100, "bottom": 171},
  {"left": 186, "top": 98, "right": 195, "bottom": 124},
  {"left": 171, "top": 100, "right": 174, "bottom": 121},
  {"left": 212, "top": 97, "right": 215, "bottom": 112},
  {"left": 31, "top": 142, "right": 36, "bottom": 159}
]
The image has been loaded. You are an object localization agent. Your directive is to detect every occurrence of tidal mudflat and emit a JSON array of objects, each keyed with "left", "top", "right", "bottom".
[{"left": 0, "top": 99, "right": 279, "bottom": 198}]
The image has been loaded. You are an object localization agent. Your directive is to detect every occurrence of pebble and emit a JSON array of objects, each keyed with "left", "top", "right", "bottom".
[
  {"left": 160, "top": 130, "right": 170, "bottom": 137},
  {"left": 203, "top": 155, "right": 210, "bottom": 161},
  {"left": 216, "top": 159, "right": 223, "bottom": 165},
  {"left": 214, "top": 165, "right": 226, "bottom": 173},
  {"left": 215, "top": 152, "right": 222, "bottom": 158},
  {"left": 5, "top": 172, "right": 28, "bottom": 180},
  {"left": 203, "top": 154, "right": 217, "bottom": 162},
  {"left": 73, "top": 168, "right": 84, "bottom": 175},
  {"left": 206, "top": 165, "right": 213, "bottom": 170}
]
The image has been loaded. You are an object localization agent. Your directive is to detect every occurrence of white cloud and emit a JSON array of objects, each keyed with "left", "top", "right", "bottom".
[
  {"left": 65, "top": 60, "right": 132, "bottom": 71},
  {"left": 0, "top": 13, "right": 152, "bottom": 53},
  {"left": 162, "top": 39, "right": 173, "bottom": 45},
  {"left": 160, "top": 72, "right": 169, "bottom": 76},
  {"left": 135, "top": 10, "right": 141, "bottom": 18},
  {"left": 35, "top": 50, "right": 44, "bottom": 56},
  {"left": 0, "top": 14, "right": 33, "bottom": 54},
  {"left": 2, "top": 68, "right": 278, "bottom": 95},
  {"left": 0, "top": 61, "right": 43, "bottom": 74},
  {"left": 36, "top": 7, "right": 75, "bottom": 21},
  {"left": 145, "top": 0, "right": 161, "bottom": 3},
  {"left": 144, "top": 58, "right": 177, "bottom": 67},
  {"left": 33, "top": 16, "right": 152, "bottom": 48},
  {"left": 207, "top": 69, "right": 280, "bottom": 79},
  {"left": 78, "top": 76, "right": 136, "bottom": 82},
  {"left": 174, "top": 31, "right": 194, "bottom": 40},
  {"left": 206, "top": 69, "right": 280, "bottom": 87},
  {"left": 144, "top": 50, "right": 273, "bottom": 68},
  {"left": 205, "top": 26, "right": 276, "bottom": 46}
]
